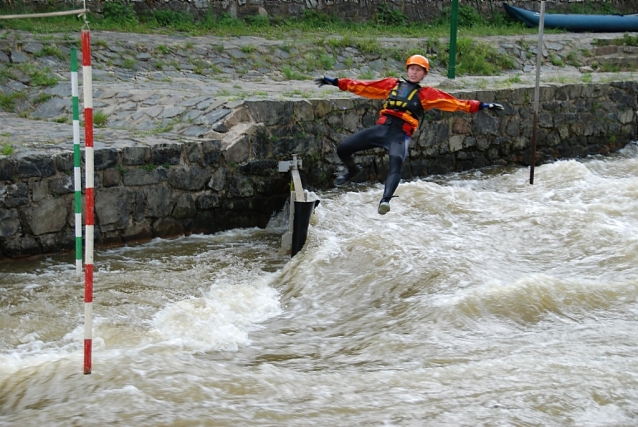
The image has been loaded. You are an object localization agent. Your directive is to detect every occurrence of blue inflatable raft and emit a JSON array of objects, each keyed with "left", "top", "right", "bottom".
[{"left": 503, "top": 3, "right": 638, "bottom": 32}]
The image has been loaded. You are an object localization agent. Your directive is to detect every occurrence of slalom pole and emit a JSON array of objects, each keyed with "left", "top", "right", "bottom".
[
  {"left": 71, "top": 47, "right": 82, "bottom": 281},
  {"left": 530, "top": 1, "right": 546, "bottom": 185},
  {"left": 82, "top": 28, "right": 94, "bottom": 375},
  {"left": 448, "top": 0, "right": 459, "bottom": 79}
]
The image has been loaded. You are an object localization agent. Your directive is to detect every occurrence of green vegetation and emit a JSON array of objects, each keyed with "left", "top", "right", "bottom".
[
  {"left": 358, "top": 70, "right": 375, "bottom": 80},
  {"left": 3, "top": 63, "right": 59, "bottom": 87},
  {"left": 34, "top": 45, "right": 65, "bottom": 60},
  {"left": 0, "top": 91, "right": 25, "bottom": 111},
  {"left": 122, "top": 58, "right": 136, "bottom": 69},
  {"left": 438, "top": 37, "right": 515, "bottom": 76},
  {"left": 282, "top": 65, "right": 310, "bottom": 81},
  {"left": 0, "top": 3, "right": 542, "bottom": 39},
  {"left": 550, "top": 55, "right": 565, "bottom": 67},
  {"left": 506, "top": 74, "right": 522, "bottom": 84},
  {"left": 240, "top": 45, "right": 257, "bottom": 54},
  {"left": 2, "top": 144, "right": 14, "bottom": 155},
  {"left": 594, "top": 33, "right": 638, "bottom": 47},
  {"left": 568, "top": 1, "right": 619, "bottom": 15},
  {"left": 94, "top": 110, "right": 109, "bottom": 128}
]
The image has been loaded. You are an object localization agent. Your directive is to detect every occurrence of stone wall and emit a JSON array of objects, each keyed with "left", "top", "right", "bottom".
[
  {"left": 1, "top": 81, "right": 636, "bottom": 260},
  {"left": 8, "top": 0, "right": 638, "bottom": 23}
]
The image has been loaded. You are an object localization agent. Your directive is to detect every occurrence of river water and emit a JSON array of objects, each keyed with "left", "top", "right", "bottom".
[{"left": 2, "top": 143, "right": 638, "bottom": 426}]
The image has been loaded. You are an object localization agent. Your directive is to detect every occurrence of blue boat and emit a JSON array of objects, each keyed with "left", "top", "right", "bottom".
[{"left": 503, "top": 3, "right": 638, "bottom": 32}]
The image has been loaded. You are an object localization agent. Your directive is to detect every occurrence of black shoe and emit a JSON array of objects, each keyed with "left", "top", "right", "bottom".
[
  {"left": 334, "top": 167, "right": 360, "bottom": 187},
  {"left": 378, "top": 197, "right": 391, "bottom": 215}
]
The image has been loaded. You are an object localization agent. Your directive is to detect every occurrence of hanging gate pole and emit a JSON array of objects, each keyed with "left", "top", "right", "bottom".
[
  {"left": 530, "top": 1, "right": 546, "bottom": 185},
  {"left": 82, "top": 28, "right": 95, "bottom": 375}
]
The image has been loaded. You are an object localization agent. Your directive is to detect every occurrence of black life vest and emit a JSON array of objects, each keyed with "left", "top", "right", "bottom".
[{"left": 383, "top": 79, "right": 424, "bottom": 121}]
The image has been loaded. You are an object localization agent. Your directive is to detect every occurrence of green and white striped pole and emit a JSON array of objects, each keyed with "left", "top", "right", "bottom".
[{"left": 71, "top": 47, "right": 82, "bottom": 280}]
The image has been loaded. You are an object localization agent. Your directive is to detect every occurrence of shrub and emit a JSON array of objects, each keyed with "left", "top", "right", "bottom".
[
  {"left": 438, "top": 37, "right": 515, "bottom": 75},
  {"left": 102, "top": 0, "right": 138, "bottom": 25},
  {"left": 245, "top": 14, "right": 269, "bottom": 27},
  {"left": 373, "top": 3, "right": 407, "bottom": 26},
  {"left": 436, "top": 5, "right": 485, "bottom": 27},
  {"left": 150, "top": 9, "right": 194, "bottom": 30}
]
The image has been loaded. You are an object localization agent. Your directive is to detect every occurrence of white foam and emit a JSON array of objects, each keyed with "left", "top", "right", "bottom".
[{"left": 152, "top": 273, "right": 281, "bottom": 352}]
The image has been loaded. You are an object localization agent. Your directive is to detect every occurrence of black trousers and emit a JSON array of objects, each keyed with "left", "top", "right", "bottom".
[{"left": 336, "top": 124, "right": 409, "bottom": 200}]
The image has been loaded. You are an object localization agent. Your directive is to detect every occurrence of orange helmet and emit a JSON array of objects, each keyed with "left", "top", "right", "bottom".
[{"left": 406, "top": 55, "right": 429, "bottom": 73}]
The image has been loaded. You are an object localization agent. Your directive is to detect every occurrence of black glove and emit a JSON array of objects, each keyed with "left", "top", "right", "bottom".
[
  {"left": 314, "top": 76, "right": 339, "bottom": 87},
  {"left": 480, "top": 102, "right": 504, "bottom": 111}
]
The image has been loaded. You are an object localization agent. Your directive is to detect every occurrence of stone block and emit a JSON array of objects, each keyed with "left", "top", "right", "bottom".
[
  {"left": 39, "top": 230, "right": 75, "bottom": 253},
  {"left": 123, "top": 168, "right": 163, "bottom": 186},
  {"left": 292, "top": 100, "right": 314, "bottom": 122},
  {"left": 0, "top": 235, "right": 40, "bottom": 257},
  {"left": 95, "top": 187, "right": 133, "bottom": 230},
  {"left": 152, "top": 217, "right": 184, "bottom": 238},
  {"left": 122, "top": 146, "right": 150, "bottom": 165},
  {"left": 54, "top": 152, "right": 74, "bottom": 172},
  {"left": 417, "top": 122, "right": 448, "bottom": 148},
  {"left": 0, "top": 208, "right": 20, "bottom": 237},
  {"left": 196, "top": 192, "right": 220, "bottom": 209},
  {"left": 208, "top": 167, "right": 226, "bottom": 192},
  {"left": 151, "top": 143, "right": 181, "bottom": 166},
  {"left": 223, "top": 132, "right": 252, "bottom": 164},
  {"left": 472, "top": 111, "right": 499, "bottom": 136},
  {"left": 239, "top": 160, "right": 278, "bottom": 176},
  {"left": 102, "top": 168, "right": 122, "bottom": 187},
  {"left": 94, "top": 148, "right": 119, "bottom": 170},
  {"left": 173, "top": 193, "right": 196, "bottom": 218},
  {"left": 1, "top": 182, "right": 29, "bottom": 208},
  {"left": 31, "top": 179, "right": 48, "bottom": 202},
  {"left": 228, "top": 175, "right": 254, "bottom": 198},
  {"left": 16, "top": 153, "right": 56, "bottom": 178},
  {"left": 122, "top": 220, "right": 153, "bottom": 244},
  {"left": 246, "top": 100, "right": 291, "bottom": 126},
  {"left": 32, "top": 98, "right": 72, "bottom": 120},
  {"left": 10, "top": 51, "right": 28, "bottom": 63},
  {"left": 21, "top": 197, "right": 68, "bottom": 235},
  {"left": 143, "top": 185, "right": 174, "bottom": 218},
  {"left": 0, "top": 157, "right": 16, "bottom": 181},
  {"left": 202, "top": 140, "right": 222, "bottom": 166},
  {"left": 618, "top": 110, "right": 634, "bottom": 124},
  {"left": 448, "top": 135, "right": 464, "bottom": 152},
  {"left": 168, "top": 167, "right": 211, "bottom": 191},
  {"left": 313, "top": 100, "right": 334, "bottom": 117}
]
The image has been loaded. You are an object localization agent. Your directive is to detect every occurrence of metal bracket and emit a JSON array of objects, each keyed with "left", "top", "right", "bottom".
[{"left": 278, "top": 154, "right": 305, "bottom": 202}]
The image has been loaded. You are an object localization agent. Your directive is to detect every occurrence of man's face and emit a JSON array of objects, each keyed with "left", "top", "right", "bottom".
[{"left": 406, "top": 64, "right": 426, "bottom": 83}]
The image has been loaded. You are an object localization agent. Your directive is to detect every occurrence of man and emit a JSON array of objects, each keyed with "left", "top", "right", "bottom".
[{"left": 315, "top": 54, "right": 504, "bottom": 215}]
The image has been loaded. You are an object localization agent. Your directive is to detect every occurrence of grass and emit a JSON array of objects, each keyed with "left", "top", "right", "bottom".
[
  {"left": 0, "top": 91, "right": 25, "bottom": 111},
  {"left": 2, "top": 144, "right": 14, "bottom": 155},
  {"left": 94, "top": 110, "right": 109, "bottom": 128},
  {"left": 0, "top": 4, "right": 545, "bottom": 41},
  {"left": 282, "top": 65, "right": 310, "bottom": 81},
  {"left": 437, "top": 37, "right": 516, "bottom": 76}
]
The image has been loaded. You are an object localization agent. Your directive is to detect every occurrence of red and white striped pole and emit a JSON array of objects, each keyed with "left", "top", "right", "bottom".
[{"left": 82, "top": 29, "right": 94, "bottom": 375}]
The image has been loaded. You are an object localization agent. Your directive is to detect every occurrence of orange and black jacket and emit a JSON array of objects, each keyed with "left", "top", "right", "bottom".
[{"left": 336, "top": 77, "right": 481, "bottom": 136}]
